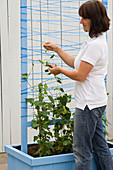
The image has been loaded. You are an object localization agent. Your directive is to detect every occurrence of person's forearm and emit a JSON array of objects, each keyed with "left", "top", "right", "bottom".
[
  {"left": 56, "top": 47, "right": 75, "bottom": 68},
  {"left": 60, "top": 68, "right": 83, "bottom": 82}
]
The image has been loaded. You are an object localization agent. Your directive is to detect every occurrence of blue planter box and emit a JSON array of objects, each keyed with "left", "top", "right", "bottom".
[{"left": 5, "top": 142, "right": 113, "bottom": 170}]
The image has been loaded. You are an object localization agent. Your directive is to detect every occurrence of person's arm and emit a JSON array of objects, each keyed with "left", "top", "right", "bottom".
[
  {"left": 49, "top": 61, "right": 93, "bottom": 82},
  {"left": 43, "top": 42, "right": 75, "bottom": 68}
]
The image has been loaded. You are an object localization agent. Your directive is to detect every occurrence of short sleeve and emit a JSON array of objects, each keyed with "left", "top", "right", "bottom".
[{"left": 81, "top": 43, "right": 101, "bottom": 66}]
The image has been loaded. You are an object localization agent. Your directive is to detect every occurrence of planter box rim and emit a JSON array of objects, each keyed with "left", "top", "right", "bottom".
[
  {"left": 5, "top": 144, "right": 74, "bottom": 166},
  {"left": 5, "top": 141, "right": 113, "bottom": 167}
]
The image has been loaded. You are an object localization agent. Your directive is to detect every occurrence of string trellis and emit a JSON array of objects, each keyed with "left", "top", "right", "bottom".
[{"left": 21, "top": 0, "right": 108, "bottom": 153}]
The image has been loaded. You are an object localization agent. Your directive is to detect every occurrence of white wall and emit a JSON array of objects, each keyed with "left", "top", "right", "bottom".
[
  {"left": 0, "top": 0, "right": 21, "bottom": 152},
  {"left": 107, "top": 0, "right": 113, "bottom": 140},
  {"left": 0, "top": 26, "right": 2, "bottom": 152}
]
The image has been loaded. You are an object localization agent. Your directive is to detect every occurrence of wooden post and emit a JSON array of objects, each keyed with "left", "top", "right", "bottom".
[{"left": 21, "top": 0, "right": 28, "bottom": 153}]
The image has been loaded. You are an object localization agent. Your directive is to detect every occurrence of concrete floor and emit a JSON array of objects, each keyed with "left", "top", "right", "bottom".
[{"left": 0, "top": 153, "right": 7, "bottom": 170}]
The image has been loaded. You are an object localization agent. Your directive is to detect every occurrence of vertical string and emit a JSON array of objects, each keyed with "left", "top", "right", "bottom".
[
  {"left": 40, "top": 0, "right": 43, "bottom": 83},
  {"left": 60, "top": 0, "right": 63, "bottom": 85},
  {"left": 60, "top": 0, "right": 62, "bottom": 50},
  {"left": 47, "top": 0, "right": 49, "bottom": 40},
  {"left": 7, "top": 0, "right": 12, "bottom": 145},
  {"left": 7, "top": 0, "right": 9, "bottom": 35},
  {"left": 30, "top": 0, "right": 35, "bottom": 114}
]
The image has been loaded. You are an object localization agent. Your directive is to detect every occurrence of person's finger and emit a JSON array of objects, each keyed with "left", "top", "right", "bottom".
[
  {"left": 49, "top": 67, "right": 52, "bottom": 72},
  {"left": 45, "top": 41, "right": 51, "bottom": 44},
  {"left": 49, "top": 64, "right": 54, "bottom": 68},
  {"left": 49, "top": 64, "right": 55, "bottom": 71},
  {"left": 43, "top": 42, "right": 51, "bottom": 47}
]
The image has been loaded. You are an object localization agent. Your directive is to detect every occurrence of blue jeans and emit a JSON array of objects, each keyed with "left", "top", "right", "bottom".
[{"left": 73, "top": 105, "right": 113, "bottom": 170}]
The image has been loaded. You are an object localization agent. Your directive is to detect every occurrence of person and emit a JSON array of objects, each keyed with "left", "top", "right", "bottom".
[{"left": 43, "top": 0, "right": 113, "bottom": 169}]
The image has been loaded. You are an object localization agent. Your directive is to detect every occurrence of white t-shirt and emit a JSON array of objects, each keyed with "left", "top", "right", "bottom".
[{"left": 74, "top": 34, "right": 108, "bottom": 110}]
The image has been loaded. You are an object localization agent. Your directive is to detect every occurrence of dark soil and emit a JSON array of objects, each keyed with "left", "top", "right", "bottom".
[
  {"left": 13, "top": 143, "right": 72, "bottom": 158},
  {"left": 13, "top": 141, "right": 113, "bottom": 158}
]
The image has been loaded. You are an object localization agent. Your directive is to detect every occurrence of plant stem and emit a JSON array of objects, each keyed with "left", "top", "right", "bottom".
[{"left": 37, "top": 105, "right": 42, "bottom": 140}]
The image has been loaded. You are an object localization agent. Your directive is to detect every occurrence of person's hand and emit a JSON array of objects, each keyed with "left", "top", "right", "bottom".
[
  {"left": 43, "top": 42, "right": 60, "bottom": 53},
  {"left": 49, "top": 64, "right": 61, "bottom": 75}
]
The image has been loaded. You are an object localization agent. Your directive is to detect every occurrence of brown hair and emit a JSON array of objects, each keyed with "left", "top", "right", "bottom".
[{"left": 79, "top": 0, "right": 110, "bottom": 38}]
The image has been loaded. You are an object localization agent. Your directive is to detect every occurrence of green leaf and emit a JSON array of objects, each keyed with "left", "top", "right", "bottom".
[
  {"left": 40, "top": 111, "right": 48, "bottom": 117},
  {"left": 54, "top": 87, "right": 60, "bottom": 91},
  {"left": 44, "top": 91, "right": 48, "bottom": 95},
  {"left": 43, "top": 124, "right": 49, "bottom": 129},
  {"left": 47, "top": 72, "right": 52, "bottom": 75},
  {"left": 57, "top": 80, "right": 62, "bottom": 84},
  {"left": 60, "top": 95, "right": 67, "bottom": 106},
  {"left": 46, "top": 61, "right": 52, "bottom": 68},
  {"left": 33, "top": 148, "right": 41, "bottom": 156},
  {"left": 32, "top": 120, "right": 39, "bottom": 129},
  {"left": 44, "top": 83, "right": 48, "bottom": 91},
  {"left": 22, "top": 73, "right": 29, "bottom": 80},
  {"left": 55, "top": 77, "right": 62, "bottom": 84},
  {"left": 46, "top": 61, "right": 49, "bottom": 66},
  {"left": 40, "top": 129, "right": 45, "bottom": 135},
  {"left": 38, "top": 83, "right": 43, "bottom": 91},
  {"left": 65, "top": 106, "right": 70, "bottom": 111},
  {"left": 45, "top": 69, "right": 49, "bottom": 72},
  {"left": 50, "top": 54, "right": 54, "bottom": 59},
  {"left": 104, "top": 129, "right": 109, "bottom": 137},
  {"left": 33, "top": 136, "right": 38, "bottom": 142},
  {"left": 63, "top": 129, "right": 66, "bottom": 134},
  {"left": 44, "top": 83, "right": 48, "bottom": 94},
  {"left": 49, "top": 65, "right": 52, "bottom": 68},
  {"left": 48, "top": 95, "right": 54, "bottom": 103},
  {"left": 46, "top": 143, "right": 54, "bottom": 151},
  {"left": 47, "top": 132, "right": 53, "bottom": 137},
  {"left": 63, "top": 140, "right": 68, "bottom": 146},
  {"left": 60, "top": 88, "right": 64, "bottom": 92},
  {"left": 25, "top": 98, "right": 34, "bottom": 106},
  {"left": 34, "top": 101, "right": 46, "bottom": 107},
  {"left": 39, "top": 59, "right": 44, "bottom": 64},
  {"left": 54, "top": 87, "right": 64, "bottom": 92},
  {"left": 38, "top": 83, "right": 43, "bottom": 87}
]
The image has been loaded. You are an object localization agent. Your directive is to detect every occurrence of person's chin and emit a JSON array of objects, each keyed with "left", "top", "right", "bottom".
[{"left": 83, "top": 28, "right": 88, "bottom": 32}]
